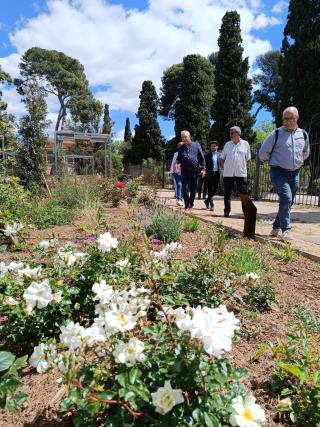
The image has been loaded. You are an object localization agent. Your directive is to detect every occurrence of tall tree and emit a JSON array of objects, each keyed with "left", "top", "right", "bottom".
[
  {"left": 70, "top": 94, "right": 103, "bottom": 132},
  {"left": 160, "top": 56, "right": 214, "bottom": 148},
  {"left": 124, "top": 117, "right": 132, "bottom": 143},
  {"left": 280, "top": 0, "right": 320, "bottom": 131},
  {"left": 102, "top": 104, "right": 112, "bottom": 135},
  {"left": 16, "top": 47, "right": 89, "bottom": 131},
  {"left": 211, "top": 11, "right": 255, "bottom": 146},
  {"left": 17, "top": 80, "right": 50, "bottom": 187},
  {"left": 253, "top": 51, "right": 282, "bottom": 120},
  {"left": 130, "top": 80, "right": 163, "bottom": 164}
]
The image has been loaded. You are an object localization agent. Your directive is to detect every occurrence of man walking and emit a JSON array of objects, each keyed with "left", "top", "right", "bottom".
[
  {"left": 221, "top": 126, "right": 251, "bottom": 217},
  {"left": 177, "top": 130, "right": 206, "bottom": 211},
  {"left": 259, "top": 106, "right": 310, "bottom": 240},
  {"left": 204, "top": 141, "right": 221, "bottom": 211}
]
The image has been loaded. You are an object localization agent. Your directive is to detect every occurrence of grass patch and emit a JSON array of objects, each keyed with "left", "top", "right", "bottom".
[
  {"left": 183, "top": 216, "right": 200, "bottom": 232},
  {"left": 269, "top": 242, "right": 297, "bottom": 262},
  {"left": 225, "top": 242, "right": 265, "bottom": 275}
]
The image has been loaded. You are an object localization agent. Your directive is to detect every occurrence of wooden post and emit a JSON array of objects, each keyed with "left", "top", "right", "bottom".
[{"left": 240, "top": 194, "right": 257, "bottom": 238}]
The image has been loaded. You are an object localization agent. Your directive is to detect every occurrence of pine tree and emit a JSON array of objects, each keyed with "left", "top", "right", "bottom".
[
  {"left": 280, "top": 0, "right": 320, "bottom": 131},
  {"left": 102, "top": 104, "right": 112, "bottom": 134},
  {"left": 130, "top": 81, "right": 163, "bottom": 164},
  {"left": 211, "top": 11, "right": 255, "bottom": 146},
  {"left": 124, "top": 117, "right": 132, "bottom": 143},
  {"left": 17, "top": 80, "right": 50, "bottom": 188}
]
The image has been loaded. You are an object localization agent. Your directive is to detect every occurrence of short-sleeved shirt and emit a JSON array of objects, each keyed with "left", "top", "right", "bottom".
[{"left": 221, "top": 139, "right": 251, "bottom": 177}]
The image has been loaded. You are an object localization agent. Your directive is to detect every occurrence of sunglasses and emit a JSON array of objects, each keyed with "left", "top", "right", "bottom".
[
  {"left": 230, "top": 131, "right": 238, "bottom": 135},
  {"left": 283, "top": 116, "right": 296, "bottom": 121}
]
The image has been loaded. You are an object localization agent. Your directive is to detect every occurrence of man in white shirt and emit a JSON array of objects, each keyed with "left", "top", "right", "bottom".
[{"left": 221, "top": 126, "right": 251, "bottom": 217}]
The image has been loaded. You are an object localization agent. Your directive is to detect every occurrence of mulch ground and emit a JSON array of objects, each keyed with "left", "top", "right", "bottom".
[{"left": 1, "top": 204, "right": 319, "bottom": 426}]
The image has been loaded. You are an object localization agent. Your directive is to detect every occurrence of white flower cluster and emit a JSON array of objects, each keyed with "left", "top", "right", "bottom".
[
  {"left": 97, "top": 232, "right": 119, "bottom": 253},
  {"left": 115, "top": 258, "right": 131, "bottom": 269},
  {"left": 2, "top": 222, "right": 24, "bottom": 237},
  {"left": 150, "top": 242, "right": 182, "bottom": 259},
  {"left": 57, "top": 242, "right": 87, "bottom": 267},
  {"left": 164, "top": 304, "right": 239, "bottom": 357},
  {"left": 245, "top": 272, "right": 260, "bottom": 281},
  {"left": 38, "top": 239, "right": 59, "bottom": 250},
  {"left": 230, "top": 394, "right": 266, "bottom": 427},
  {"left": 0, "top": 261, "right": 41, "bottom": 280},
  {"left": 91, "top": 280, "right": 151, "bottom": 336}
]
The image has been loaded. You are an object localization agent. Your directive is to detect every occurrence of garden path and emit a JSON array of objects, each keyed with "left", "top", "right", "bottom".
[{"left": 157, "top": 189, "right": 320, "bottom": 261}]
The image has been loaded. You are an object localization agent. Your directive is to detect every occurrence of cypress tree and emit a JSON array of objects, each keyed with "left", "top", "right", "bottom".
[
  {"left": 175, "top": 54, "right": 214, "bottom": 148},
  {"left": 280, "top": 0, "right": 320, "bottom": 131},
  {"left": 17, "top": 80, "right": 50, "bottom": 188},
  {"left": 211, "top": 11, "right": 255, "bottom": 146},
  {"left": 102, "top": 104, "right": 112, "bottom": 134},
  {"left": 130, "top": 81, "right": 163, "bottom": 164},
  {"left": 124, "top": 117, "right": 132, "bottom": 143}
]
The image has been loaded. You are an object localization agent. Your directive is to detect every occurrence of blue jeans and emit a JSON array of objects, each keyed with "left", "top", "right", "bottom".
[
  {"left": 270, "top": 166, "right": 300, "bottom": 231},
  {"left": 172, "top": 174, "right": 182, "bottom": 202}
]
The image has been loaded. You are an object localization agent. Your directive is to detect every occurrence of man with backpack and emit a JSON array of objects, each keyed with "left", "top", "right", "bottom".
[{"left": 259, "top": 106, "right": 310, "bottom": 240}]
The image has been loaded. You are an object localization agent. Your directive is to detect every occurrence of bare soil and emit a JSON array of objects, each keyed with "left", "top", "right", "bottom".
[{"left": 1, "top": 205, "right": 319, "bottom": 426}]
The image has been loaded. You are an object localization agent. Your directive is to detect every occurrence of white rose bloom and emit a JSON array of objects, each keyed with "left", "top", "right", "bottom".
[
  {"left": 116, "top": 259, "right": 131, "bottom": 269},
  {"left": 3, "top": 222, "right": 24, "bottom": 236},
  {"left": 29, "top": 343, "right": 56, "bottom": 374},
  {"left": 0, "top": 262, "right": 8, "bottom": 277},
  {"left": 52, "top": 291, "right": 63, "bottom": 303},
  {"left": 245, "top": 272, "right": 260, "bottom": 281},
  {"left": 150, "top": 249, "right": 168, "bottom": 259},
  {"left": 23, "top": 279, "right": 53, "bottom": 309},
  {"left": 60, "top": 321, "right": 85, "bottom": 351},
  {"left": 97, "top": 232, "right": 119, "bottom": 253},
  {"left": 113, "top": 338, "right": 146, "bottom": 366},
  {"left": 151, "top": 380, "right": 184, "bottom": 415},
  {"left": 3, "top": 296, "right": 19, "bottom": 306},
  {"left": 7, "top": 261, "right": 24, "bottom": 271},
  {"left": 39, "top": 240, "right": 50, "bottom": 250},
  {"left": 230, "top": 395, "right": 266, "bottom": 427},
  {"left": 18, "top": 265, "right": 42, "bottom": 279},
  {"left": 82, "top": 324, "right": 106, "bottom": 347},
  {"left": 165, "top": 242, "right": 182, "bottom": 252},
  {"left": 64, "top": 251, "right": 87, "bottom": 267},
  {"left": 103, "top": 309, "right": 137, "bottom": 333},
  {"left": 92, "top": 280, "right": 115, "bottom": 304}
]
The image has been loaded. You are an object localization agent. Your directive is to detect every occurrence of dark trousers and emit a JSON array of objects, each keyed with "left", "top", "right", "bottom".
[
  {"left": 205, "top": 172, "right": 220, "bottom": 207},
  {"left": 223, "top": 177, "right": 248, "bottom": 215},
  {"left": 197, "top": 175, "right": 207, "bottom": 198},
  {"left": 181, "top": 170, "right": 198, "bottom": 208}
]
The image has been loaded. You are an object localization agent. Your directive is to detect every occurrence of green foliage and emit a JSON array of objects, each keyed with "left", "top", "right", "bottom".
[
  {"left": 253, "top": 121, "right": 275, "bottom": 150},
  {"left": 224, "top": 243, "right": 264, "bottom": 275},
  {"left": 0, "top": 351, "right": 27, "bottom": 413},
  {"left": 69, "top": 94, "right": 103, "bottom": 133},
  {"left": 0, "top": 177, "right": 30, "bottom": 223},
  {"left": 253, "top": 51, "right": 282, "bottom": 121},
  {"left": 183, "top": 216, "right": 200, "bottom": 232},
  {"left": 17, "top": 47, "right": 89, "bottom": 131},
  {"left": 124, "top": 177, "right": 142, "bottom": 201},
  {"left": 260, "top": 331, "right": 320, "bottom": 426},
  {"left": 244, "top": 281, "right": 275, "bottom": 312},
  {"left": 269, "top": 243, "right": 297, "bottom": 262},
  {"left": 102, "top": 103, "right": 112, "bottom": 135},
  {"left": 17, "top": 79, "right": 50, "bottom": 188},
  {"left": 211, "top": 11, "right": 255, "bottom": 145},
  {"left": 26, "top": 198, "right": 74, "bottom": 228},
  {"left": 145, "top": 206, "right": 183, "bottom": 243},
  {"left": 280, "top": 0, "right": 320, "bottom": 130},
  {"left": 288, "top": 303, "right": 320, "bottom": 334},
  {"left": 124, "top": 117, "right": 132, "bottom": 143},
  {"left": 129, "top": 81, "right": 163, "bottom": 164},
  {"left": 160, "top": 55, "right": 214, "bottom": 148}
]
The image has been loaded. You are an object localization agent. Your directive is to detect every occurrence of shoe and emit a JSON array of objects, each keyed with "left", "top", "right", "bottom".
[
  {"left": 281, "top": 230, "right": 293, "bottom": 241},
  {"left": 270, "top": 228, "right": 281, "bottom": 237},
  {"left": 210, "top": 206, "right": 214, "bottom": 211},
  {"left": 224, "top": 212, "right": 229, "bottom": 217},
  {"left": 177, "top": 200, "right": 184, "bottom": 207},
  {"left": 204, "top": 200, "right": 209, "bottom": 209}
]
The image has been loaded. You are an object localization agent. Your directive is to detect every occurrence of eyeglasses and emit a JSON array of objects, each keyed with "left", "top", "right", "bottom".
[
  {"left": 283, "top": 116, "right": 296, "bottom": 121},
  {"left": 230, "top": 131, "right": 238, "bottom": 135}
]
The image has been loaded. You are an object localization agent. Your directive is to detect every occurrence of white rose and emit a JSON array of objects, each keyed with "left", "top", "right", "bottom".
[{"left": 151, "top": 380, "right": 184, "bottom": 415}]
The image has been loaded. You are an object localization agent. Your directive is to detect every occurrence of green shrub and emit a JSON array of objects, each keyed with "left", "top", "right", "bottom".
[
  {"left": 125, "top": 177, "right": 142, "bottom": 201},
  {"left": 224, "top": 243, "right": 264, "bottom": 275},
  {"left": 269, "top": 243, "right": 297, "bottom": 262},
  {"left": 0, "top": 351, "right": 27, "bottom": 413},
  {"left": 0, "top": 177, "right": 30, "bottom": 223},
  {"left": 183, "top": 216, "right": 200, "bottom": 232},
  {"left": 244, "top": 281, "right": 275, "bottom": 311},
  {"left": 51, "top": 181, "right": 82, "bottom": 210},
  {"left": 26, "top": 199, "right": 74, "bottom": 228},
  {"left": 145, "top": 206, "right": 183, "bottom": 243}
]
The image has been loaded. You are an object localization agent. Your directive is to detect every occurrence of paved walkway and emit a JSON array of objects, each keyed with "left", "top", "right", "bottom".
[{"left": 158, "top": 189, "right": 320, "bottom": 260}]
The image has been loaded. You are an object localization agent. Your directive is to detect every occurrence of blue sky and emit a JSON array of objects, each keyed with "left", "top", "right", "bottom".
[{"left": 0, "top": 0, "right": 289, "bottom": 140}]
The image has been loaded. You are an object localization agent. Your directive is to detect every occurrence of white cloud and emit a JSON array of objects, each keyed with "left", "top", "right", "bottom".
[
  {"left": 114, "top": 128, "right": 124, "bottom": 141},
  {"left": 0, "top": 0, "right": 280, "bottom": 122},
  {"left": 271, "top": 1, "right": 288, "bottom": 13}
]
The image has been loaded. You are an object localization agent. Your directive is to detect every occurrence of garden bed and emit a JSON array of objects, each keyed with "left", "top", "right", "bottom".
[{"left": 1, "top": 203, "right": 320, "bottom": 426}]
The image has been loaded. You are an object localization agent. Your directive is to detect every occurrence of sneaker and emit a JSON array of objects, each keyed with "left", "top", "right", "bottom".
[
  {"left": 204, "top": 200, "right": 209, "bottom": 209},
  {"left": 281, "top": 230, "right": 293, "bottom": 241},
  {"left": 177, "top": 200, "right": 184, "bottom": 207},
  {"left": 210, "top": 206, "right": 214, "bottom": 211},
  {"left": 270, "top": 228, "right": 281, "bottom": 237}
]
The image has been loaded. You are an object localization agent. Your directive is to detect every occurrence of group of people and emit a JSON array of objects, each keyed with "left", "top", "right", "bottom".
[{"left": 169, "top": 106, "right": 310, "bottom": 240}]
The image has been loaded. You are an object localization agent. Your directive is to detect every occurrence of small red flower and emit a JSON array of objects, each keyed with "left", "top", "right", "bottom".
[{"left": 115, "top": 182, "right": 126, "bottom": 189}]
